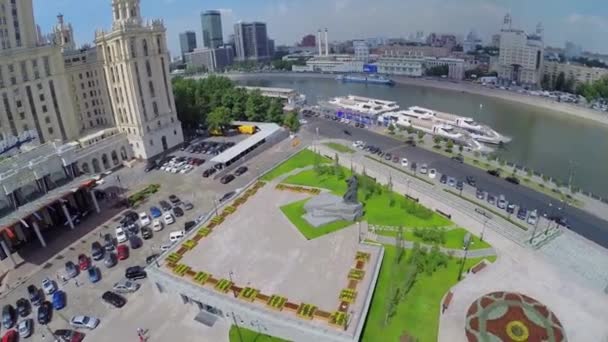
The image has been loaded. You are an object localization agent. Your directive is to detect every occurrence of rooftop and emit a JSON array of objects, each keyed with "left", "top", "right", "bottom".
[{"left": 210, "top": 122, "right": 282, "bottom": 164}]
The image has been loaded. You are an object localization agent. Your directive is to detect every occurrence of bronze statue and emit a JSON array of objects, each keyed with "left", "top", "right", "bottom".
[{"left": 343, "top": 176, "right": 359, "bottom": 204}]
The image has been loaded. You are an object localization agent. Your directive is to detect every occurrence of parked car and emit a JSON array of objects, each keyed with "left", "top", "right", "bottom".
[
  {"left": 505, "top": 176, "right": 520, "bottom": 185},
  {"left": 150, "top": 207, "right": 162, "bottom": 218},
  {"left": 527, "top": 210, "right": 538, "bottom": 225},
  {"left": 428, "top": 169, "right": 437, "bottom": 179},
  {"left": 159, "top": 200, "right": 172, "bottom": 212},
  {"left": 17, "top": 318, "right": 33, "bottom": 338},
  {"left": 87, "top": 266, "right": 101, "bottom": 283},
  {"left": 497, "top": 195, "right": 507, "bottom": 209},
  {"left": 117, "top": 244, "right": 129, "bottom": 260},
  {"left": 52, "top": 290, "right": 66, "bottom": 310},
  {"left": 419, "top": 164, "right": 428, "bottom": 174},
  {"left": 1, "top": 330, "right": 17, "bottom": 342},
  {"left": 145, "top": 254, "right": 159, "bottom": 265},
  {"left": 160, "top": 242, "right": 175, "bottom": 252},
  {"left": 65, "top": 261, "right": 79, "bottom": 279},
  {"left": 101, "top": 291, "right": 126, "bottom": 308},
  {"left": 487, "top": 169, "right": 501, "bottom": 177},
  {"left": 2, "top": 304, "right": 16, "bottom": 329},
  {"left": 77, "top": 254, "right": 90, "bottom": 271},
  {"left": 112, "top": 280, "right": 140, "bottom": 294},
  {"left": 447, "top": 177, "right": 456, "bottom": 187},
  {"left": 104, "top": 252, "right": 117, "bottom": 268},
  {"left": 91, "top": 241, "right": 104, "bottom": 261},
  {"left": 410, "top": 162, "right": 417, "bottom": 171},
  {"left": 103, "top": 233, "right": 115, "bottom": 252},
  {"left": 184, "top": 221, "right": 196, "bottom": 232},
  {"left": 517, "top": 207, "right": 528, "bottom": 220},
  {"left": 456, "top": 180, "right": 464, "bottom": 191},
  {"left": 37, "top": 301, "right": 52, "bottom": 324},
  {"left": 220, "top": 174, "right": 235, "bottom": 184},
  {"left": 440, "top": 174, "right": 447, "bottom": 184},
  {"left": 466, "top": 176, "right": 476, "bottom": 186},
  {"left": 173, "top": 206, "right": 184, "bottom": 218},
  {"left": 69, "top": 315, "right": 99, "bottom": 330},
  {"left": 42, "top": 277, "right": 57, "bottom": 295},
  {"left": 27, "top": 285, "right": 42, "bottom": 306},
  {"left": 15, "top": 298, "right": 29, "bottom": 318},
  {"left": 384, "top": 153, "right": 392, "bottom": 161},
  {"left": 451, "top": 155, "right": 464, "bottom": 163},
  {"left": 506, "top": 203, "right": 516, "bottom": 214},
  {"left": 487, "top": 194, "right": 496, "bottom": 205},
  {"left": 169, "top": 230, "right": 185, "bottom": 243},
  {"left": 125, "top": 266, "right": 147, "bottom": 280},
  {"left": 234, "top": 166, "right": 248, "bottom": 176},
  {"left": 401, "top": 158, "right": 408, "bottom": 167},
  {"left": 169, "top": 194, "right": 180, "bottom": 204},
  {"left": 163, "top": 212, "right": 174, "bottom": 225},
  {"left": 115, "top": 227, "right": 127, "bottom": 243},
  {"left": 202, "top": 168, "right": 216, "bottom": 178},
  {"left": 219, "top": 191, "right": 236, "bottom": 203},
  {"left": 54, "top": 329, "right": 85, "bottom": 342},
  {"left": 129, "top": 235, "right": 142, "bottom": 249},
  {"left": 139, "top": 212, "right": 151, "bottom": 226},
  {"left": 141, "top": 226, "right": 153, "bottom": 240},
  {"left": 475, "top": 188, "right": 485, "bottom": 200}
]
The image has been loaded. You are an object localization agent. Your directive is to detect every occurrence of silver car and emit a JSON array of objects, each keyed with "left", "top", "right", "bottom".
[
  {"left": 18, "top": 318, "right": 32, "bottom": 338},
  {"left": 70, "top": 315, "right": 100, "bottom": 330},
  {"left": 112, "top": 280, "right": 140, "bottom": 293}
]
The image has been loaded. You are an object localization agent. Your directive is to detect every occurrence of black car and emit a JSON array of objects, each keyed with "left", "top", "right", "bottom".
[
  {"left": 159, "top": 200, "right": 172, "bottom": 212},
  {"left": 440, "top": 174, "right": 448, "bottom": 184},
  {"left": 102, "top": 291, "right": 127, "bottom": 308},
  {"left": 202, "top": 168, "right": 216, "bottom": 178},
  {"left": 146, "top": 254, "right": 160, "bottom": 265},
  {"left": 173, "top": 206, "right": 184, "bottom": 217},
  {"left": 410, "top": 162, "right": 417, "bottom": 171},
  {"left": 169, "top": 194, "right": 180, "bottom": 204},
  {"left": 125, "top": 266, "right": 147, "bottom": 280},
  {"left": 37, "top": 301, "right": 52, "bottom": 324},
  {"left": 516, "top": 208, "right": 528, "bottom": 220},
  {"left": 103, "top": 233, "right": 115, "bottom": 252},
  {"left": 144, "top": 162, "right": 156, "bottom": 172},
  {"left": 548, "top": 215, "right": 570, "bottom": 228},
  {"left": 16, "top": 298, "right": 30, "bottom": 317},
  {"left": 343, "top": 129, "right": 351, "bottom": 135},
  {"left": 487, "top": 169, "right": 501, "bottom": 177},
  {"left": 456, "top": 181, "right": 464, "bottom": 191},
  {"left": 220, "top": 174, "right": 235, "bottom": 184},
  {"left": 141, "top": 226, "right": 153, "bottom": 240},
  {"left": 505, "top": 176, "right": 520, "bottom": 185},
  {"left": 91, "top": 241, "right": 104, "bottom": 261},
  {"left": 234, "top": 166, "right": 248, "bottom": 176},
  {"left": 465, "top": 176, "right": 476, "bottom": 186},
  {"left": 184, "top": 221, "right": 196, "bottom": 232},
  {"left": 219, "top": 191, "right": 236, "bottom": 203},
  {"left": 2, "top": 304, "right": 16, "bottom": 329},
  {"left": 128, "top": 235, "right": 142, "bottom": 249},
  {"left": 27, "top": 285, "right": 42, "bottom": 306},
  {"left": 451, "top": 155, "right": 464, "bottom": 163},
  {"left": 122, "top": 211, "right": 139, "bottom": 224}
]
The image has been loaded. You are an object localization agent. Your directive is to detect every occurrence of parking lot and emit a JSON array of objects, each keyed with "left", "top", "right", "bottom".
[{"left": 0, "top": 134, "right": 297, "bottom": 341}]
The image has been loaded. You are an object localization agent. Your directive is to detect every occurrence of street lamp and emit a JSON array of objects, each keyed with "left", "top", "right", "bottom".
[
  {"left": 228, "top": 271, "right": 244, "bottom": 342},
  {"left": 480, "top": 218, "right": 489, "bottom": 242},
  {"left": 457, "top": 236, "right": 471, "bottom": 281}
]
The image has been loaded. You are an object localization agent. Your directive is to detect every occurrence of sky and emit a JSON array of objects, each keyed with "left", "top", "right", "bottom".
[{"left": 33, "top": 0, "right": 608, "bottom": 56}]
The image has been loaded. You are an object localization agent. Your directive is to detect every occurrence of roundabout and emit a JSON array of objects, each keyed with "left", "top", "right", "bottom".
[{"left": 465, "top": 291, "right": 566, "bottom": 342}]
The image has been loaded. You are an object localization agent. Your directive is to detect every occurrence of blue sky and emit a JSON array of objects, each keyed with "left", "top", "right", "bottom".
[{"left": 33, "top": 0, "right": 608, "bottom": 56}]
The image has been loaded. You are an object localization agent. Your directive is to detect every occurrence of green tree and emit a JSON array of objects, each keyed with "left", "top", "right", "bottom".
[
  {"left": 554, "top": 72, "right": 566, "bottom": 91},
  {"left": 541, "top": 74, "right": 552, "bottom": 90},
  {"left": 425, "top": 65, "right": 449, "bottom": 77},
  {"left": 388, "top": 123, "right": 396, "bottom": 135},
  {"left": 417, "top": 131, "right": 425, "bottom": 140},
  {"left": 266, "top": 99, "right": 284, "bottom": 124},
  {"left": 564, "top": 75, "right": 576, "bottom": 93},
  {"left": 245, "top": 90, "right": 268, "bottom": 121},
  {"left": 283, "top": 111, "right": 300, "bottom": 132},
  {"left": 433, "top": 136, "right": 442, "bottom": 144},
  {"left": 206, "top": 106, "right": 231, "bottom": 133}
]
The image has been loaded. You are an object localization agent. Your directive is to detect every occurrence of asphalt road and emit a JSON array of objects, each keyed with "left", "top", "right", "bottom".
[{"left": 305, "top": 116, "right": 608, "bottom": 249}]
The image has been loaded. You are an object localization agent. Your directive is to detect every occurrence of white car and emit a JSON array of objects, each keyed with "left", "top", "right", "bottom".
[
  {"left": 41, "top": 278, "right": 57, "bottom": 295},
  {"left": 419, "top": 164, "right": 428, "bottom": 174},
  {"left": 527, "top": 210, "right": 538, "bottom": 225},
  {"left": 152, "top": 219, "right": 164, "bottom": 232},
  {"left": 428, "top": 169, "right": 437, "bottom": 179},
  {"left": 70, "top": 315, "right": 100, "bottom": 330},
  {"left": 17, "top": 319, "right": 32, "bottom": 338},
  {"left": 112, "top": 280, "right": 140, "bottom": 293},
  {"left": 163, "top": 212, "right": 175, "bottom": 225},
  {"left": 180, "top": 165, "right": 193, "bottom": 174},
  {"left": 160, "top": 242, "right": 175, "bottom": 251},
  {"left": 115, "top": 226, "right": 127, "bottom": 243},
  {"left": 139, "top": 212, "right": 151, "bottom": 226},
  {"left": 401, "top": 158, "right": 408, "bottom": 167},
  {"left": 352, "top": 140, "right": 363, "bottom": 148},
  {"left": 298, "top": 119, "right": 308, "bottom": 124}
]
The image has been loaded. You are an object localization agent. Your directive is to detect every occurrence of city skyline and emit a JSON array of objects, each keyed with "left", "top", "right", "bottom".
[{"left": 33, "top": 0, "right": 608, "bottom": 56}]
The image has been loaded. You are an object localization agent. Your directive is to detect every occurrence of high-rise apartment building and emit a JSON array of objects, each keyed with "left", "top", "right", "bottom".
[
  {"left": 497, "top": 14, "right": 544, "bottom": 87},
  {"left": 233, "top": 22, "right": 270, "bottom": 62},
  {"left": 95, "top": 0, "right": 183, "bottom": 159},
  {"left": 179, "top": 31, "right": 197, "bottom": 62},
  {"left": 0, "top": 0, "right": 79, "bottom": 144},
  {"left": 201, "top": 10, "right": 223, "bottom": 49},
  {"left": 353, "top": 40, "right": 370, "bottom": 62},
  {"left": 51, "top": 14, "right": 75, "bottom": 52}
]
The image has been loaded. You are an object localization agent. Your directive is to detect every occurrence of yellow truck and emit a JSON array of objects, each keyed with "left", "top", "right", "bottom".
[{"left": 238, "top": 125, "right": 256, "bottom": 135}]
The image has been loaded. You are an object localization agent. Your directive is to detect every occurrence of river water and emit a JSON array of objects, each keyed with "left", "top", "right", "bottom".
[{"left": 233, "top": 74, "right": 608, "bottom": 198}]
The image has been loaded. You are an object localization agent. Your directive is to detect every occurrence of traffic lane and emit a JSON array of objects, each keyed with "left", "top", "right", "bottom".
[{"left": 306, "top": 117, "right": 608, "bottom": 248}]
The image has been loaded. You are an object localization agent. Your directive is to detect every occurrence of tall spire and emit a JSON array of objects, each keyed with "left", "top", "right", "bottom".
[{"left": 111, "top": 0, "right": 142, "bottom": 28}]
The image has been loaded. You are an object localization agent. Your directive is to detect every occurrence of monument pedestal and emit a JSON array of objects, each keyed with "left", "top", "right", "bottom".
[{"left": 302, "top": 193, "right": 363, "bottom": 227}]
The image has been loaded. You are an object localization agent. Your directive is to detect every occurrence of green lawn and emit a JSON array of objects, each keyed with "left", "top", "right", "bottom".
[
  {"left": 322, "top": 142, "right": 355, "bottom": 154},
  {"left": 229, "top": 325, "right": 289, "bottom": 342},
  {"left": 361, "top": 245, "right": 493, "bottom": 342},
  {"left": 280, "top": 198, "right": 353, "bottom": 240},
  {"left": 378, "top": 227, "right": 492, "bottom": 251},
  {"left": 283, "top": 169, "right": 450, "bottom": 228},
  {"left": 261, "top": 149, "right": 331, "bottom": 181}
]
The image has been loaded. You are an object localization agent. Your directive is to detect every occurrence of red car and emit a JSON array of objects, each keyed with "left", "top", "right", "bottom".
[
  {"left": 117, "top": 244, "right": 129, "bottom": 260},
  {"left": 2, "top": 330, "right": 17, "bottom": 342},
  {"left": 78, "top": 254, "right": 91, "bottom": 270}
]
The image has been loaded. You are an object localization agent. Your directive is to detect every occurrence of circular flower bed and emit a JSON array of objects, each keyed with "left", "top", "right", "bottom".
[{"left": 465, "top": 291, "right": 566, "bottom": 342}]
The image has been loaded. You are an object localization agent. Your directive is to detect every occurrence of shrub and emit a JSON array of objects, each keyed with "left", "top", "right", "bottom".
[
  {"left": 297, "top": 303, "right": 317, "bottom": 319},
  {"left": 267, "top": 295, "right": 287, "bottom": 310},
  {"left": 239, "top": 287, "right": 259, "bottom": 302},
  {"left": 339, "top": 289, "right": 358, "bottom": 303},
  {"left": 182, "top": 240, "right": 197, "bottom": 250},
  {"left": 173, "top": 264, "right": 190, "bottom": 277},
  {"left": 193, "top": 271, "right": 210, "bottom": 285},
  {"left": 197, "top": 228, "right": 211, "bottom": 238},
  {"left": 433, "top": 144, "right": 441, "bottom": 149},
  {"left": 444, "top": 148, "right": 453, "bottom": 154},
  {"left": 413, "top": 227, "right": 446, "bottom": 245},
  {"left": 348, "top": 269, "right": 365, "bottom": 281},
  {"left": 356, "top": 251, "right": 371, "bottom": 262},
  {"left": 166, "top": 253, "right": 182, "bottom": 264},
  {"left": 215, "top": 279, "right": 233, "bottom": 293},
  {"left": 330, "top": 311, "right": 348, "bottom": 327}
]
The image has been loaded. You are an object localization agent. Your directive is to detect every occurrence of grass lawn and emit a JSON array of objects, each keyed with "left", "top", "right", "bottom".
[
  {"left": 280, "top": 198, "right": 353, "bottom": 240},
  {"left": 361, "top": 245, "right": 493, "bottom": 342},
  {"left": 379, "top": 227, "right": 492, "bottom": 251},
  {"left": 283, "top": 169, "right": 450, "bottom": 228},
  {"left": 261, "top": 149, "right": 331, "bottom": 181},
  {"left": 323, "top": 142, "right": 355, "bottom": 154},
  {"left": 229, "top": 325, "right": 288, "bottom": 342}
]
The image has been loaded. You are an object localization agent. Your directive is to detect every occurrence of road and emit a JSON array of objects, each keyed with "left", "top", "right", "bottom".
[{"left": 304, "top": 116, "right": 608, "bottom": 249}]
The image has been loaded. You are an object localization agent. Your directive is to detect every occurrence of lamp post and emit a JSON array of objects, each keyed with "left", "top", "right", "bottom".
[
  {"left": 228, "top": 271, "right": 244, "bottom": 342},
  {"left": 457, "top": 236, "right": 471, "bottom": 281},
  {"left": 529, "top": 212, "right": 541, "bottom": 244},
  {"left": 480, "top": 217, "right": 489, "bottom": 242}
]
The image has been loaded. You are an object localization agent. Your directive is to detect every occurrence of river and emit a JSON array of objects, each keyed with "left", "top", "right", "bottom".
[{"left": 232, "top": 74, "right": 608, "bottom": 198}]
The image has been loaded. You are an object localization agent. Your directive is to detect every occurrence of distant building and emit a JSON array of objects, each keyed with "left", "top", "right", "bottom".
[
  {"left": 424, "top": 57, "right": 465, "bottom": 80},
  {"left": 377, "top": 45, "right": 451, "bottom": 58},
  {"left": 353, "top": 40, "right": 370, "bottom": 62},
  {"left": 300, "top": 34, "right": 316, "bottom": 47},
  {"left": 543, "top": 61, "right": 608, "bottom": 87},
  {"left": 497, "top": 14, "right": 544, "bottom": 87},
  {"left": 51, "top": 14, "right": 76, "bottom": 52},
  {"left": 564, "top": 41, "right": 582, "bottom": 60},
  {"left": 233, "top": 22, "right": 271, "bottom": 62},
  {"left": 179, "top": 31, "right": 197, "bottom": 62},
  {"left": 375, "top": 55, "right": 424, "bottom": 76},
  {"left": 293, "top": 55, "right": 363, "bottom": 73},
  {"left": 201, "top": 10, "right": 223, "bottom": 48},
  {"left": 268, "top": 39, "right": 275, "bottom": 58},
  {"left": 426, "top": 33, "right": 457, "bottom": 49},
  {"left": 490, "top": 34, "right": 501, "bottom": 48},
  {"left": 185, "top": 46, "right": 234, "bottom": 72},
  {"left": 463, "top": 30, "right": 482, "bottom": 53}
]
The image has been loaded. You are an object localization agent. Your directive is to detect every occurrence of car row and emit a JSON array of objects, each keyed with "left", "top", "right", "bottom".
[
  {"left": 160, "top": 156, "right": 205, "bottom": 174},
  {"left": 184, "top": 141, "right": 235, "bottom": 156},
  {"left": 218, "top": 166, "right": 248, "bottom": 184}
]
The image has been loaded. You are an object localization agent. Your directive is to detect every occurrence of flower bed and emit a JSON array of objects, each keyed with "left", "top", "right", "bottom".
[
  {"left": 238, "top": 287, "right": 259, "bottom": 302},
  {"left": 223, "top": 206, "right": 236, "bottom": 215},
  {"left": 348, "top": 269, "right": 365, "bottom": 281},
  {"left": 210, "top": 216, "right": 224, "bottom": 225},
  {"left": 214, "top": 279, "right": 233, "bottom": 293},
  {"left": 193, "top": 271, "right": 210, "bottom": 285},
  {"left": 329, "top": 311, "right": 348, "bottom": 327},
  {"left": 166, "top": 253, "right": 182, "bottom": 264},
  {"left": 127, "top": 184, "right": 161, "bottom": 207},
  {"left": 173, "top": 264, "right": 190, "bottom": 277},
  {"left": 267, "top": 295, "right": 287, "bottom": 311},
  {"left": 297, "top": 303, "right": 317, "bottom": 320},
  {"left": 182, "top": 239, "right": 197, "bottom": 250},
  {"left": 197, "top": 228, "right": 211, "bottom": 238},
  {"left": 339, "top": 289, "right": 357, "bottom": 304},
  {"left": 275, "top": 184, "right": 321, "bottom": 195},
  {"left": 356, "top": 251, "right": 371, "bottom": 262}
]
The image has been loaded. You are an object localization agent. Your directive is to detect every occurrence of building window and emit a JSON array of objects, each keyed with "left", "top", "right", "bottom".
[
  {"left": 43, "top": 56, "right": 51, "bottom": 77},
  {"left": 152, "top": 101, "right": 159, "bottom": 116},
  {"left": 156, "top": 35, "right": 162, "bottom": 54},
  {"left": 48, "top": 127, "right": 54, "bottom": 135},
  {"left": 42, "top": 105, "right": 47, "bottom": 113},
  {"left": 45, "top": 116, "right": 51, "bottom": 124},
  {"left": 174, "top": 130, "right": 177, "bottom": 135},
  {"left": 39, "top": 94, "right": 44, "bottom": 101},
  {"left": 20, "top": 61, "right": 28, "bottom": 82},
  {"left": 150, "top": 139, "right": 153, "bottom": 146},
  {"left": 149, "top": 81, "right": 155, "bottom": 97},
  {"left": 142, "top": 39, "right": 148, "bottom": 57},
  {"left": 145, "top": 60, "right": 152, "bottom": 77}
]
